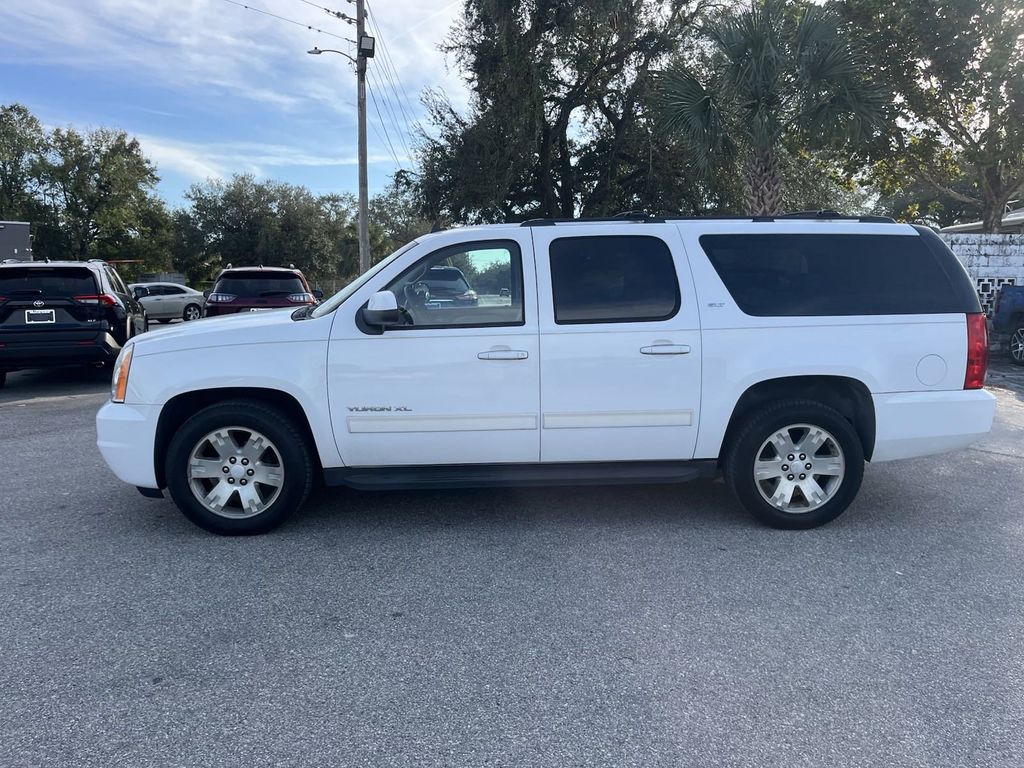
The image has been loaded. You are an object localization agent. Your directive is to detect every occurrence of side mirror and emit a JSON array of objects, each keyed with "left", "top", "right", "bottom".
[
  {"left": 361, "top": 290, "right": 401, "bottom": 328},
  {"left": 313, "top": 288, "right": 324, "bottom": 300},
  {"left": 133, "top": 286, "right": 149, "bottom": 299}
]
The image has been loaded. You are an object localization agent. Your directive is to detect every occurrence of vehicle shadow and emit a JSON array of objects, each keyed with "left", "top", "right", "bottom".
[{"left": 1, "top": 365, "right": 111, "bottom": 401}]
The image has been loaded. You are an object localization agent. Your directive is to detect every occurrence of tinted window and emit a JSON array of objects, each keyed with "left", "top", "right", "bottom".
[
  {"left": 0, "top": 267, "right": 97, "bottom": 296},
  {"left": 163, "top": 285, "right": 186, "bottom": 295},
  {"left": 215, "top": 272, "right": 305, "bottom": 297},
  {"left": 699, "top": 233, "right": 970, "bottom": 317},
  {"left": 105, "top": 267, "right": 128, "bottom": 295},
  {"left": 549, "top": 236, "right": 679, "bottom": 324},
  {"left": 384, "top": 240, "right": 523, "bottom": 328}
]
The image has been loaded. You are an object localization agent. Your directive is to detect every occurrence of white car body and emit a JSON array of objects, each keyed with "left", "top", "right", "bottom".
[
  {"left": 98, "top": 218, "right": 996, "bottom": 529},
  {"left": 130, "top": 282, "right": 205, "bottom": 321}
]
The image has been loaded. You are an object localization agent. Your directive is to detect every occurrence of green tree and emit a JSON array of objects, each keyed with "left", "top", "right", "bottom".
[
  {"left": 412, "top": 0, "right": 721, "bottom": 222},
  {"left": 657, "top": 0, "right": 886, "bottom": 215},
  {"left": 842, "top": 0, "right": 1024, "bottom": 231},
  {"left": 0, "top": 104, "right": 46, "bottom": 222},
  {"left": 38, "top": 126, "right": 160, "bottom": 261}
]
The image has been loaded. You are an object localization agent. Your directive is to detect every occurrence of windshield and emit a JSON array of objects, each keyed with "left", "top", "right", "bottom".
[
  {"left": 214, "top": 272, "right": 305, "bottom": 297},
  {"left": 310, "top": 240, "right": 419, "bottom": 318},
  {"left": 0, "top": 267, "right": 98, "bottom": 297}
]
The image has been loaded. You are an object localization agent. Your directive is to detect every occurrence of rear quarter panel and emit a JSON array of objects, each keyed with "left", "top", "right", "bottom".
[{"left": 677, "top": 222, "right": 969, "bottom": 459}]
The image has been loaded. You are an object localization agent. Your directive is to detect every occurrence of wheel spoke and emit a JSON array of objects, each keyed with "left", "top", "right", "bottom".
[
  {"left": 252, "top": 466, "right": 283, "bottom": 487},
  {"left": 814, "top": 457, "right": 844, "bottom": 476},
  {"left": 800, "top": 476, "right": 828, "bottom": 506},
  {"left": 770, "top": 479, "right": 796, "bottom": 508},
  {"left": 243, "top": 433, "right": 268, "bottom": 461},
  {"left": 189, "top": 458, "right": 223, "bottom": 479},
  {"left": 208, "top": 429, "right": 235, "bottom": 459},
  {"left": 236, "top": 483, "right": 262, "bottom": 514},
  {"left": 203, "top": 480, "right": 235, "bottom": 512},
  {"left": 772, "top": 430, "right": 797, "bottom": 455},
  {"left": 796, "top": 428, "right": 827, "bottom": 455},
  {"left": 754, "top": 459, "right": 784, "bottom": 480}
]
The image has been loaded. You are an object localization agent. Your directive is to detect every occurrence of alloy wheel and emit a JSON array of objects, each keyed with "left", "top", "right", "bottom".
[
  {"left": 187, "top": 426, "right": 284, "bottom": 518},
  {"left": 754, "top": 423, "right": 845, "bottom": 513},
  {"left": 1011, "top": 328, "right": 1024, "bottom": 363}
]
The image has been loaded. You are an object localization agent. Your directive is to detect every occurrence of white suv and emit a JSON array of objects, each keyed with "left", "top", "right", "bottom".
[{"left": 96, "top": 215, "right": 995, "bottom": 535}]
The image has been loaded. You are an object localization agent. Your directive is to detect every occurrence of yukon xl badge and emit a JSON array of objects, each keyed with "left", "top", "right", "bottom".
[{"left": 348, "top": 406, "right": 412, "bottom": 412}]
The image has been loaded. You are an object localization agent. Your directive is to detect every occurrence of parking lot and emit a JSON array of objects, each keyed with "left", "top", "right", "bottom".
[{"left": 1, "top": 358, "right": 1023, "bottom": 767}]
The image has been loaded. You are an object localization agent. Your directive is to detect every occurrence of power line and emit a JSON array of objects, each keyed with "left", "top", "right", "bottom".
[
  {"left": 366, "top": 80, "right": 404, "bottom": 169},
  {"left": 217, "top": 0, "right": 350, "bottom": 40},
  {"left": 366, "top": 2, "right": 422, "bottom": 146},
  {"left": 366, "top": 67, "right": 411, "bottom": 160}
]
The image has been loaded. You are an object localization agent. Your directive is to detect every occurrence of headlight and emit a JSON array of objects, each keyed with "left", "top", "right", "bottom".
[{"left": 111, "top": 344, "right": 134, "bottom": 403}]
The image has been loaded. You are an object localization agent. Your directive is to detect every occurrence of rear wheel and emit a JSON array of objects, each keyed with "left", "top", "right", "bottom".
[
  {"left": 1009, "top": 326, "right": 1024, "bottom": 366},
  {"left": 724, "top": 399, "right": 864, "bottom": 529},
  {"left": 183, "top": 304, "right": 202, "bottom": 322},
  {"left": 157, "top": 318, "right": 172, "bottom": 324},
  {"left": 165, "top": 400, "right": 314, "bottom": 535}
]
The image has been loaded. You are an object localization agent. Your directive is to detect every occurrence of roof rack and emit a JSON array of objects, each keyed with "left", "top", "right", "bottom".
[{"left": 520, "top": 210, "right": 896, "bottom": 226}]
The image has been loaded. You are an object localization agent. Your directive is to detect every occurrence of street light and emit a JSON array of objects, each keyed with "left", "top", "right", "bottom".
[{"left": 307, "top": 2, "right": 371, "bottom": 275}]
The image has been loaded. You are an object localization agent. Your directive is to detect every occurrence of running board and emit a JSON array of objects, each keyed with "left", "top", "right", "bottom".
[{"left": 323, "top": 460, "right": 717, "bottom": 491}]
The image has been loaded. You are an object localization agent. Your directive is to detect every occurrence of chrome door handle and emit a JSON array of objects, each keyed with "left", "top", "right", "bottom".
[
  {"left": 640, "top": 344, "right": 691, "bottom": 355},
  {"left": 478, "top": 350, "right": 529, "bottom": 360}
]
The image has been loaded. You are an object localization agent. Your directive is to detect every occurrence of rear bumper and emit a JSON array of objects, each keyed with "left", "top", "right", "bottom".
[
  {"left": 96, "top": 400, "right": 161, "bottom": 489},
  {"left": 871, "top": 389, "right": 997, "bottom": 462},
  {"left": 0, "top": 331, "right": 121, "bottom": 370}
]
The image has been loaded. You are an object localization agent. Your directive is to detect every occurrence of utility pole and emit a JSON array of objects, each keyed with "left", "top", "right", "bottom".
[
  {"left": 308, "top": 2, "right": 375, "bottom": 274},
  {"left": 355, "top": 0, "right": 370, "bottom": 274}
]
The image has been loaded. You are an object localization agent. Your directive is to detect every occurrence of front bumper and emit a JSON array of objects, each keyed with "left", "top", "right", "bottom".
[
  {"left": 871, "top": 388, "right": 997, "bottom": 462},
  {"left": 96, "top": 400, "right": 161, "bottom": 489}
]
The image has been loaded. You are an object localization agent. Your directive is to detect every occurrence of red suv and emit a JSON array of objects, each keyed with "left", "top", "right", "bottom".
[{"left": 203, "top": 266, "right": 322, "bottom": 317}]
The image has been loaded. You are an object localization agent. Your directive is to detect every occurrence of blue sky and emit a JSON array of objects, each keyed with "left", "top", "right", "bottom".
[{"left": 0, "top": 0, "right": 466, "bottom": 206}]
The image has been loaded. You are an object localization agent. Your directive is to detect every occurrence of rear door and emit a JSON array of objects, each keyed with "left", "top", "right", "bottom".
[
  {"left": 531, "top": 225, "right": 702, "bottom": 462},
  {"left": 0, "top": 266, "right": 107, "bottom": 341}
]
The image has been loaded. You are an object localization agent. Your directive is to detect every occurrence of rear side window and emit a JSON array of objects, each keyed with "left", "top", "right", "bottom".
[
  {"left": 549, "top": 236, "right": 680, "bottom": 324},
  {"left": 0, "top": 267, "right": 97, "bottom": 297},
  {"left": 699, "top": 233, "right": 972, "bottom": 316},
  {"left": 215, "top": 272, "right": 305, "bottom": 297}
]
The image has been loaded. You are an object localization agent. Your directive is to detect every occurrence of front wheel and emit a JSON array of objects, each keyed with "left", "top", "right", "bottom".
[
  {"left": 165, "top": 400, "right": 314, "bottom": 535},
  {"left": 1009, "top": 326, "right": 1024, "bottom": 366},
  {"left": 724, "top": 400, "right": 865, "bottom": 529}
]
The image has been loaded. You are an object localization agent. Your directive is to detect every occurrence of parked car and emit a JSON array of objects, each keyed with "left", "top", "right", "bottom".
[
  {"left": 990, "top": 284, "right": 1024, "bottom": 365},
  {"left": 97, "top": 214, "right": 994, "bottom": 535},
  {"left": 0, "top": 259, "right": 147, "bottom": 387},
  {"left": 415, "top": 265, "right": 479, "bottom": 306},
  {"left": 203, "top": 266, "right": 322, "bottom": 317},
  {"left": 129, "top": 282, "right": 205, "bottom": 323}
]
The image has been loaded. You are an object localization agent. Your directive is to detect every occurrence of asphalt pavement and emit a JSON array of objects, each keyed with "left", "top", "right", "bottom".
[{"left": 1, "top": 361, "right": 1023, "bottom": 767}]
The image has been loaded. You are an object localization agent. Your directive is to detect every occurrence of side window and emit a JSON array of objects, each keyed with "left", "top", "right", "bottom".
[
  {"left": 383, "top": 240, "right": 524, "bottom": 328},
  {"left": 164, "top": 286, "right": 186, "bottom": 295},
  {"left": 145, "top": 286, "right": 166, "bottom": 296},
  {"left": 549, "top": 236, "right": 680, "bottom": 324},
  {"left": 106, "top": 267, "right": 128, "bottom": 295}
]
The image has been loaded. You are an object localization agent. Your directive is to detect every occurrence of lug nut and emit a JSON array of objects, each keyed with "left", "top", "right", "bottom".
[
  {"left": 787, "top": 474, "right": 795, "bottom": 481},
  {"left": 241, "top": 458, "right": 249, "bottom": 466},
  {"left": 781, "top": 464, "right": 789, "bottom": 471},
  {"left": 229, "top": 457, "right": 237, "bottom": 464},
  {"left": 222, "top": 466, "right": 229, "bottom": 474},
  {"left": 227, "top": 478, "right": 235, "bottom": 484},
  {"left": 240, "top": 479, "right": 247, "bottom": 485},
  {"left": 787, "top": 454, "right": 795, "bottom": 461},
  {"left": 805, "top": 463, "right": 812, "bottom": 470},
  {"left": 799, "top": 454, "right": 806, "bottom": 460},
  {"left": 246, "top": 469, "right": 254, "bottom": 476},
  {"left": 799, "top": 473, "right": 806, "bottom": 480}
]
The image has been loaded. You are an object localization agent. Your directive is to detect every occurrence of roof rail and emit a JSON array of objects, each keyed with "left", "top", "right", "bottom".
[{"left": 519, "top": 210, "right": 896, "bottom": 226}]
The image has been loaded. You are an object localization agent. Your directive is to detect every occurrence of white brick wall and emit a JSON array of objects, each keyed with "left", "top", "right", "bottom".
[{"left": 940, "top": 234, "right": 1024, "bottom": 312}]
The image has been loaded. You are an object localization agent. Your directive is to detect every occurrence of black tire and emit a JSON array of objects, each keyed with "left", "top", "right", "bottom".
[
  {"left": 1009, "top": 325, "right": 1024, "bottom": 366},
  {"left": 165, "top": 400, "right": 314, "bottom": 535},
  {"left": 157, "top": 318, "right": 172, "bottom": 324},
  {"left": 183, "top": 304, "right": 202, "bottom": 322},
  {"left": 723, "top": 399, "right": 865, "bottom": 529}
]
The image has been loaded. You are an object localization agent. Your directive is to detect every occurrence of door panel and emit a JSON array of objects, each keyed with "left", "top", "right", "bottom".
[
  {"left": 328, "top": 234, "right": 540, "bottom": 467},
  {"left": 532, "top": 226, "right": 702, "bottom": 462}
]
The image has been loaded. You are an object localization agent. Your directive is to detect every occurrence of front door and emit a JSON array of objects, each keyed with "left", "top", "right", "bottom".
[
  {"left": 531, "top": 225, "right": 702, "bottom": 462},
  {"left": 328, "top": 235, "right": 540, "bottom": 467}
]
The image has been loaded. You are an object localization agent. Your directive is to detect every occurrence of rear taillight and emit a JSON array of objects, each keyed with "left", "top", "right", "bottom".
[
  {"left": 964, "top": 312, "right": 988, "bottom": 390},
  {"left": 286, "top": 292, "right": 315, "bottom": 303},
  {"left": 74, "top": 294, "right": 117, "bottom": 306},
  {"left": 206, "top": 292, "right": 237, "bottom": 303}
]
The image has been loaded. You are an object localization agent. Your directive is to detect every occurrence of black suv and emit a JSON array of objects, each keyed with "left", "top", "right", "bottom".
[{"left": 0, "top": 260, "right": 147, "bottom": 386}]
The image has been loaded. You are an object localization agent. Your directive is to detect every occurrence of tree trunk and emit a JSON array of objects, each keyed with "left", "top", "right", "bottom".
[{"left": 744, "top": 147, "right": 783, "bottom": 216}]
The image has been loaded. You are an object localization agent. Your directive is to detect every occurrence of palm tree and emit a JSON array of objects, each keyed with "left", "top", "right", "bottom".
[{"left": 657, "top": 0, "right": 886, "bottom": 215}]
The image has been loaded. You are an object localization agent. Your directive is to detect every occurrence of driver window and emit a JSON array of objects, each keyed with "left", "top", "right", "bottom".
[{"left": 383, "top": 240, "right": 524, "bottom": 328}]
